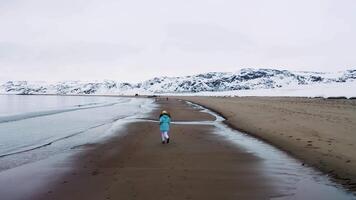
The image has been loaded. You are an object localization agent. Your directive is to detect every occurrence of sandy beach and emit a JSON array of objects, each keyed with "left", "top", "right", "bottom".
[
  {"left": 179, "top": 96, "right": 356, "bottom": 188},
  {"left": 21, "top": 98, "right": 280, "bottom": 200},
  {"left": 0, "top": 97, "right": 355, "bottom": 200}
]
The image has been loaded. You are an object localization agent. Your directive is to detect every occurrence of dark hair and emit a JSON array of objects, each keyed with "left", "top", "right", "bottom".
[{"left": 159, "top": 113, "right": 171, "bottom": 118}]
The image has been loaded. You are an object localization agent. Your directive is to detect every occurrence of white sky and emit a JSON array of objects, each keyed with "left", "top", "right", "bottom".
[{"left": 0, "top": 0, "right": 355, "bottom": 82}]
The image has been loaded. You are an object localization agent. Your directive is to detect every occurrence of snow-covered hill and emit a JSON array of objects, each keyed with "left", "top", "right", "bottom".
[{"left": 1, "top": 68, "right": 356, "bottom": 97}]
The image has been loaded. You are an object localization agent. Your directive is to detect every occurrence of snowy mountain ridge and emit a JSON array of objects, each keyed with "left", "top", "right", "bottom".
[{"left": 1, "top": 68, "right": 356, "bottom": 96}]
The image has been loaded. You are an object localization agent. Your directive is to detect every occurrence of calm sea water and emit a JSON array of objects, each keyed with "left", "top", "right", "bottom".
[
  {"left": 0, "top": 95, "right": 115, "bottom": 117},
  {"left": 0, "top": 95, "right": 154, "bottom": 171}
]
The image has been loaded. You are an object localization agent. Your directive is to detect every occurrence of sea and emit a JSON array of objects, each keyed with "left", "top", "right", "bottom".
[{"left": 0, "top": 94, "right": 154, "bottom": 171}]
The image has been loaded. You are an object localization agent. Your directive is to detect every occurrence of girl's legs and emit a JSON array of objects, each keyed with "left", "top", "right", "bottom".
[
  {"left": 161, "top": 132, "right": 166, "bottom": 143},
  {"left": 164, "top": 131, "right": 169, "bottom": 139},
  {"left": 161, "top": 131, "right": 169, "bottom": 143},
  {"left": 164, "top": 131, "right": 169, "bottom": 143}
]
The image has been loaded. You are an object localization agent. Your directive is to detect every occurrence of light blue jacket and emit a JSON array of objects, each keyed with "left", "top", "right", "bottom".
[{"left": 159, "top": 114, "right": 171, "bottom": 132}]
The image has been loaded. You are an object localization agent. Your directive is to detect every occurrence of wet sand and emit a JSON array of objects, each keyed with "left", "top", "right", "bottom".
[
  {"left": 178, "top": 96, "right": 356, "bottom": 188},
  {"left": 1, "top": 97, "right": 355, "bottom": 199},
  {"left": 22, "top": 99, "right": 278, "bottom": 200}
]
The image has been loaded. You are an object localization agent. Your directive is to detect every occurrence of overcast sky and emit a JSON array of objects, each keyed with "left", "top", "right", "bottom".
[{"left": 0, "top": 0, "right": 356, "bottom": 82}]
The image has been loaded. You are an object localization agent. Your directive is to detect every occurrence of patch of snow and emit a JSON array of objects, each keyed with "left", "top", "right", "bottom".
[
  {"left": 1, "top": 68, "right": 355, "bottom": 98},
  {"left": 167, "top": 81, "right": 356, "bottom": 98}
]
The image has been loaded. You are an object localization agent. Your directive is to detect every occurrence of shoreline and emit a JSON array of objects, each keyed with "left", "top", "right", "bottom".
[
  {"left": 2, "top": 92, "right": 356, "bottom": 99},
  {"left": 0, "top": 96, "right": 355, "bottom": 199},
  {"left": 3, "top": 93, "right": 355, "bottom": 187},
  {"left": 27, "top": 98, "right": 280, "bottom": 199},
  {"left": 177, "top": 96, "right": 356, "bottom": 191}
]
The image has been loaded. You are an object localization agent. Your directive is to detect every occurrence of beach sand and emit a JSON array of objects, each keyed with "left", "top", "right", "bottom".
[
  {"left": 23, "top": 98, "right": 279, "bottom": 200},
  {"left": 1, "top": 97, "right": 355, "bottom": 199},
  {"left": 178, "top": 96, "right": 356, "bottom": 188}
]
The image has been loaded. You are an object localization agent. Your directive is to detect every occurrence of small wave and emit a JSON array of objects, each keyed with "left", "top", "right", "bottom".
[
  {"left": 0, "top": 101, "right": 120, "bottom": 124},
  {"left": 0, "top": 115, "right": 126, "bottom": 158}
]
